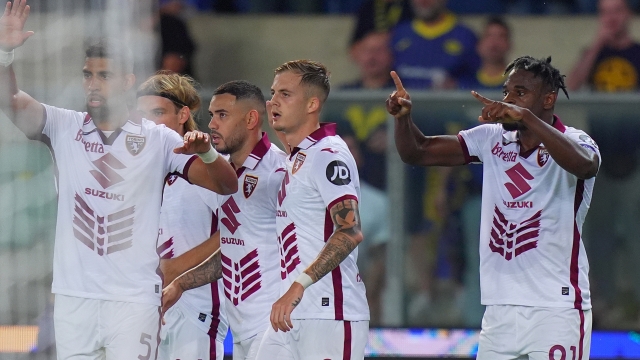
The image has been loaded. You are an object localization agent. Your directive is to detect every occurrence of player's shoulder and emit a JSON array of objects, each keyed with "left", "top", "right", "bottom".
[
  {"left": 43, "top": 104, "right": 86, "bottom": 123},
  {"left": 310, "top": 135, "right": 353, "bottom": 160},
  {"left": 564, "top": 126, "right": 599, "bottom": 149}
]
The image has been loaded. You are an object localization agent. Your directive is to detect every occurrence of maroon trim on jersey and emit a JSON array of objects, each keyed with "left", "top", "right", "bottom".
[
  {"left": 179, "top": 155, "right": 198, "bottom": 183},
  {"left": 325, "top": 194, "right": 357, "bottom": 320},
  {"left": 208, "top": 210, "right": 221, "bottom": 359},
  {"left": 457, "top": 134, "right": 480, "bottom": 164},
  {"left": 289, "top": 123, "right": 337, "bottom": 158},
  {"left": 578, "top": 309, "right": 585, "bottom": 360},
  {"left": 343, "top": 321, "right": 352, "bottom": 360},
  {"left": 552, "top": 115, "right": 566, "bottom": 133},
  {"left": 327, "top": 195, "right": 359, "bottom": 213},
  {"left": 571, "top": 179, "right": 585, "bottom": 310},
  {"left": 156, "top": 237, "right": 174, "bottom": 259}
]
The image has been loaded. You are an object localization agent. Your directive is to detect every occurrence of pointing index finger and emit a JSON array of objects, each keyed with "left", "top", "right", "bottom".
[
  {"left": 471, "top": 90, "right": 494, "bottom": 105},
  {"left": 390, "top": 71, "right": 405, "bottom": 93}
]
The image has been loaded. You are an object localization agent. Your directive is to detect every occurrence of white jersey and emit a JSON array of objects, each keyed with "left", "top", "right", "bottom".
[
  {"left": 458, "top": 116, "right": 599, "bottom": 310},
  {"left": 157, "top": 175, "right": 228, "bottom": 337},
  {"left": 202, "top": 134, "right": 286, "bottom": 342},
  {"left": 42, "top": 104, "right": 195, "bottom": 305},
  {"left": 276, "top": 123, "right": 369, "bottom": 321}
]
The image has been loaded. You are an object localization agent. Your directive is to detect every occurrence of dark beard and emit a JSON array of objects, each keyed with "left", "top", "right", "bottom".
[
  {"left": 214, "top": 132, "right": 246, "bottom": 155},
  {"left": 87, "top": 105, "right": 109, "bottom": 123},
  {"left": 502, "top": 122, "right": 525, "bottom": 131}
]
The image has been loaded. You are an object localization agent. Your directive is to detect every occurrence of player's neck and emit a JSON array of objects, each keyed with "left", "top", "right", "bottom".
[
  {"left": 93, "top": 107, "right": 130, "bottom": 131},
  {"left": 518, "top": 113, "right": 554, "bottom": 152},
  {"left": 230, "top": 131, "right": 262, "bottom": 168},
  {"left": 285, "top": 118, "right": 320, "bottom": 149}
]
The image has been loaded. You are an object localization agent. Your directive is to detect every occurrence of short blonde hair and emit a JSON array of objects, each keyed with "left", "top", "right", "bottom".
[{"left": 137, "top": 71, "right": 201, "bottom": 132}]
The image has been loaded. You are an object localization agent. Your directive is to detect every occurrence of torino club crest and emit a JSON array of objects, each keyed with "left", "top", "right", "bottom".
[
  {"left": 126, "top": 135, "right": 146, "bottom": 156},
  {"left": 243, "top": 175, "right": 258, "bottom": 198}
]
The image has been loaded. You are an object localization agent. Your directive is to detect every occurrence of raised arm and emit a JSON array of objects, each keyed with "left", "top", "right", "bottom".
[
  {"left": 386, "top": 71, "right": 466, "bottom": 167},
  {"left": 472, "top": 91, "right": 599, "bottom": 179},
  {"left": 160, "top": 230, "right": 220, "bottom": 286},
  {"left": 566, "top": 24, "right": 610, "bottom": 91},
  {"left": 269, "top": 197, "right": 363, "bottom": 332},
  {"left": 161, "top": 248, "right": 222, "bottom": 316},
  {"left": 175, "top": 130, "right": 238, "bottom": 195},
  {"left": 0, "top": 0, "right": 44, "bottom": 139}
]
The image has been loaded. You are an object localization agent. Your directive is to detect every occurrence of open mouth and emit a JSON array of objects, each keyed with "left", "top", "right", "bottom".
[
  {"left": 87, "top": 95, "right": 105, "bottom": 108},
  {"left": 271, "top": 110, "right": 282, "bottom": 121}
]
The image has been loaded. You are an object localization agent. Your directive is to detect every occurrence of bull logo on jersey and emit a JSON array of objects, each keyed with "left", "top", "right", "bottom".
[
  {"left": 489, "top": 206, "right": 541, "bottom": 260},
  {"left": 537, "top": 147, "right": 550, "bottom": 167},
  {"left": 278, "top": 223, "right": 301, "bottom": 279},
  {"left": 125, "top": 134, "right": 146, "bottom": 156},
  {"left": 292, "top": 152, "right": 306, "bottom": 174},
  {"left": 243, "top": 175, "right": 258, "bottom": 199},
  {"left": 221, "top": 249, "right": 262, "bottom": 306},
  {"left": 72, "top": 193, "right": 135, "bottom": 256},
  {"left": 166, "top": 174, "right": 179, "bottom": 186}
]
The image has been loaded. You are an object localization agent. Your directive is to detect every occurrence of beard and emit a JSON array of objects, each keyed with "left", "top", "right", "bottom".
[
  {"left": 87, "top": 104, "right": 109, "bottom": 124},
  {"left": 213, "top": 131, "right": 246, "bottom": 155},
  {"left": 502, "top": 122, "right": 526, "bottom": 131}
]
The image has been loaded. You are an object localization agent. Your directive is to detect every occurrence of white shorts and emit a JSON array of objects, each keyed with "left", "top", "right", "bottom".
[
  {"left": 255, "top": 320, "right": 369, "bottom": 360},
  {"left": 158, "top": 306, "right": 224, "bottom": 360},
  {"left": 54, "top": 294, "right": 160, "bottom": 360},
  {"left": 233, "top": 329, "right": 266, "bottom": 360},
  {"left": 477, "top": 305, "right": 592, "bottom": 360}
]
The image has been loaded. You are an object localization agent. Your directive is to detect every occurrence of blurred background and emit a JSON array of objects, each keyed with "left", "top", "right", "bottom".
[{"left": 2, "top": 0, "right": 640, "bottom": 358}]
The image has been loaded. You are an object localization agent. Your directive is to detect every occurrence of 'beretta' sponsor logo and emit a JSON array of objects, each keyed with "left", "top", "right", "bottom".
[
  {"left": 491, "top": 142, "right": 517, "bottom": 162},
  {"left": 75, "top": 130, "right": 104, "bottom": 153}
]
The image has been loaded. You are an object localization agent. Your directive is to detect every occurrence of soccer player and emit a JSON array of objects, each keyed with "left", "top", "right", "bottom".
[
  {"left": 161, "top": 80, "right": 287, "bottom": 360},
  {"left": 387, "top": 56, "right": 599, "bottom": 359},
  {"left": 136, "top": 72, "right": 229, "bottom": 360},
  {"left": 255, "top": 60, "right": 370, "bottom": 360},
  {"left": 0, "top": 1, "right": 238, "bottom": 358}
]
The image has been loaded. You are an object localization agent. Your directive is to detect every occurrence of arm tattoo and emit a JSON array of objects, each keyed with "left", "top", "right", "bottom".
[
  {"left": 307, "top": 199, "right": 362, "bottom": 282},
  {"left": 292, "top": 297, "right": 301, "bottom": 307},
  {"left": 178, "top": 251, "right": 222, "bottom": 291}
]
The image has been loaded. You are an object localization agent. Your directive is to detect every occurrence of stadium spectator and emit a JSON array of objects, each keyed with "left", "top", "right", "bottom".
[
  {"left": 0, "top": 1, "right": 237, "bottom": 358},
  {"left": 136, "top": 72, "right": 229, "bottom": 360},
  {"left": 342, "top": 31, "right": 395, "bottom": 90},
  {"left": 159, "top": 0, "right": 197, "bottom": 77},
  {"left": 388, "top": 56, "right": 599, "bottom": 358},
  {"left": 351, "top": 0, "right": 413, "bottom": 47},
  {"left": 391, "top": 0, "right": 480, "bottom": 89},
  {"left": 458, "top": 17, "right": 511, "bottom": 90},
  {"left": 567, "top": 0, "right": 640, "bottom": 92},
  {"left": 256, "top": 60, "right": 369, "bottom": 359}
]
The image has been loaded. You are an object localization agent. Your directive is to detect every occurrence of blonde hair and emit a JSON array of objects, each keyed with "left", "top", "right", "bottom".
[
  {"left": 274, "top": 60, "right": 330, "bottom": 103},
  {"left": 137, "top": 71, "right": 201, "bottom": 132}
]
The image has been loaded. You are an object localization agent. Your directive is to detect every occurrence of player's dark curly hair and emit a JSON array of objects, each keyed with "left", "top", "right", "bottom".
[{"left": 504, "top": 56, "right": 569, "bottom": 99}]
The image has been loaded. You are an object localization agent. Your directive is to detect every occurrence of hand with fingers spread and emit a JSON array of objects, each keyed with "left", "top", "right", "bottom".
[
  {"left": 471, "top": 90, "right": 526, "bottom": 124},
  {"left": 0, "top": 0, "right": 34, "bottom": 52},
  {"left": 386, "top": 71, "right": 412, "bottom": 118},
  {"left": 270, "top": 282, "right": 304, "bottom": 332},
  {"left": 174, "top": 130, "right": 213, "bottom": 155}
]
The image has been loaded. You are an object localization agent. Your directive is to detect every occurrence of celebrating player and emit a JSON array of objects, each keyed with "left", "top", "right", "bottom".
[
  {"left": 0, "top": 1, "right": 237, "bottom": 358},
  {"left": 162, "top": 80, "right": 287, "bottom": 360},
  {"left": 136, "top": 72, "right": 229, "bottom": 360},
  {"left": 255, "top": 60, "right": 370, "bottom": 360},
  {"left": 387, "top": 56, "right": 599, "bottom": 359}
]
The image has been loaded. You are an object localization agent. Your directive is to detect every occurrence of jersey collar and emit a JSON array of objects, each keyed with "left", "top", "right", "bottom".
[
  {"left": 82, "top": 113, "right": 143, "bottom": 136},
  {"left": 502, "top": 114, "right": 565, "bottom": 145},
  {"left": 293, "top": 123, "right": 337, "bottom": 152},
  {"left": 240, "top": 132, "right": 272, "bottom": 171}
]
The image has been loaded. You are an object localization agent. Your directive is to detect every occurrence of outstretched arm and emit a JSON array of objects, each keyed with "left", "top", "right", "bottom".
[
  {"left": 472, "top": 91, "right": 599, "bottom": 179},
  {"left": 0, "top": 0, "right": 44, "bottom": 139},
  {"left": 269, "top": 198, "right": 363, "bottom": 333},
  {"left": 386, "top": 71, "right": 466, "bottom": 167},
  {"left": 566, "top": 24, "right": 611, "bottom": 91},
  {"left": 175, "top": 130, "right": 238, "bottom": 195},
  {"left": 161, "top": 248, "right": 222, "bottom": 316},
  {"left": 160, "top": 231, "right": 220, "bottom": 286}
]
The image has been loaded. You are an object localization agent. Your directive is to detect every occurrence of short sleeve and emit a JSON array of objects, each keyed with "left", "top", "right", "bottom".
[
  {"left": 42, "top": 104, "right": 85, "bottom": 146},
  {"left": 161, "top": 126, "right": 197, "bottom": 178},
  {"left": 567, "top": 130, "right": 602, "bottom": 168},
  {"left": 267, "top": 163, "right": 287, "bottom": 211},
  {"left": 196, "top": 185, "right": 222, "bottom": 213},
  {"left": 311, "top": 147, "right": 360, "bottom": 210},
  {"left": 458, "top": 124, "right": 501, "bottom": 164}
]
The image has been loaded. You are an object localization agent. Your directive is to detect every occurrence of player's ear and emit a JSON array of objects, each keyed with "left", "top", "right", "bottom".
[
  {"left": 246, "top": 109, "right": 260, "bottom": 130},
  {"left": 307, "top": 96, "right": 320, "bottom": 114},
  {"left": 178, "top": 106, "right": 190, "bottom": 125},
  {"left": 543, "top": 91, "right": 557, "bottom": 110},
  {"left": 123, "top": 74, "right": 136, "bottom": 91}
]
